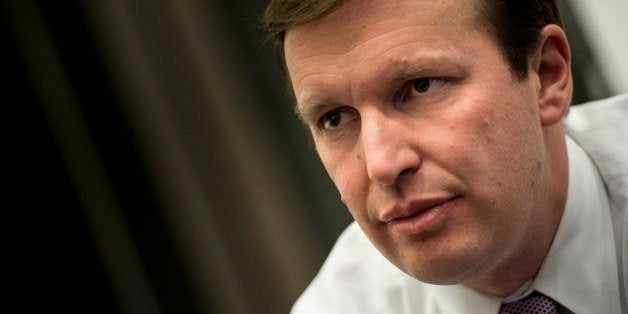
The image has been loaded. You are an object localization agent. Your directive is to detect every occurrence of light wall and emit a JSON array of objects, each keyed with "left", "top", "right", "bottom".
[{"left": 568, "top": 0, "right": 628, "bottom": 94}]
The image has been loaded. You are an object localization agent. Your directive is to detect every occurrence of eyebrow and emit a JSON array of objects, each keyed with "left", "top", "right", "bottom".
[
  {"left": 392, "top": 59, "right": 463, "bottom": 86},
  {"left": 393, "top": 63, "right": 430, "bottom": 86},
  {"left": 296, "top": 97, "right": 344, "bottom": 125}
]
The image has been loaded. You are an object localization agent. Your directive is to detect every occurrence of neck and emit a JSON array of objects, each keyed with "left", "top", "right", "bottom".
[{"left": 464, "top": 224, "right": 559, "bottom": 297}]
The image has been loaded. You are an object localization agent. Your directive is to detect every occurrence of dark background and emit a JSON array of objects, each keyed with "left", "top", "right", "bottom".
[{"left": 3, "top": 0, "right": 614, "bottom": 313}]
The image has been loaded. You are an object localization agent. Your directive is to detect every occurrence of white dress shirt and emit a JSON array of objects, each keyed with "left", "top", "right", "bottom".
[{"left": 292, "top": 94, "right": 628, "bottom": 314}]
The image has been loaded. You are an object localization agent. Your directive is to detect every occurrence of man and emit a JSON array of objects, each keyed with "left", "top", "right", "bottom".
[{"left": 264, "top": 0, "right": 627, "bottom": 312}]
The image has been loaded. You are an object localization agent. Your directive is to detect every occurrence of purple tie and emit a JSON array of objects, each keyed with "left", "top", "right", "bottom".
[{"left": 499, "top": 292, "right": 559, "bottom": 314}]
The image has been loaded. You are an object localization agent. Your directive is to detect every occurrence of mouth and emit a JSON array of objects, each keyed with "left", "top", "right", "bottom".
[{"left": 384, "top": 196, "right": 458, "bottom": 236}]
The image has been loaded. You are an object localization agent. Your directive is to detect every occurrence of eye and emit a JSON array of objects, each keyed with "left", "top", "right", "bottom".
[
  {"left": 404, "top": 78, "right": 446, "bottom": 100},
  {"left": 319, "top": 109, "right": 355, "bottom": 131}
]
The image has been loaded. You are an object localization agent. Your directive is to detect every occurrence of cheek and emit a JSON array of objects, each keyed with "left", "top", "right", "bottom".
[
  {"left": 316, "top": 142, "right": 367, "bottom": 206},
  {"left": 455, "top": 99, "right": 544, "bottom": 209},
  {"left": 437, "top": 92, "right": 542, "bottom": 204},
  {"left": 428, "top": 105, "right": 493, "bottom": 172}
]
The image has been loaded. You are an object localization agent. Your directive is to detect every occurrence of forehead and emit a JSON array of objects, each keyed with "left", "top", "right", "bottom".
[
  {"left": 284, "top": 0, "right": 481, "bottom": 63},
  {"left": 284, "top": 0, "right": 490, "bottom": 113}
]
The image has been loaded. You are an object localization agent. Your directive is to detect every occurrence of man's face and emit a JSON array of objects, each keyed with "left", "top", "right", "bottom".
[{"left": 285, "top": 0, "right": 550, "bottom": 285}]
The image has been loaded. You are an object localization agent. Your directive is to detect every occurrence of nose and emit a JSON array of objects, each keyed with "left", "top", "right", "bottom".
[{"left": 361, "top": 111, "right": 421, "bottom": 186}]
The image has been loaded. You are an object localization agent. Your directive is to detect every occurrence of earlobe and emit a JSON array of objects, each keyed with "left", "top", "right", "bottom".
[{"left": 533, "top": 25, "right": 573, "bottom": 127}]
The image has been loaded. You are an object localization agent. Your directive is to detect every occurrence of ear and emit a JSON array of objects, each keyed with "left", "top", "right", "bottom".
[{"left": 529, "top": 24, "right": 573, "bottom": 127}]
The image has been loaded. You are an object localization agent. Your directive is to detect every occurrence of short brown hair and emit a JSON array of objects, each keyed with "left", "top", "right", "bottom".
[{"left": 264, "top": 0, "right": 562, "bottom": 80}]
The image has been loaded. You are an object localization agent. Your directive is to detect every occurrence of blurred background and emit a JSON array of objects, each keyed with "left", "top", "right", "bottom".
[{"left": 4, "top": 0, "right": 626, "bottom": 313}]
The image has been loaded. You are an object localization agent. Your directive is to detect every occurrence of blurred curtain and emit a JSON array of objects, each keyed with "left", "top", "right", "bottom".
[
  {"left": 6, "top": 0, "right": 349, "bottom": 313},
  {"left": 4, "top": 0, "right": 611, "bottom": 313}
]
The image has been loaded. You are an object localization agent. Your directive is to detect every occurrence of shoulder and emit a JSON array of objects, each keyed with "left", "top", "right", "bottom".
[
  {"left": 564, "top": 94, "right": 628, "bottom": 308},
  {"left": 564, "top": 94, "right": 628, "bottom": 134},
  {"left": 291, "top": 222, "right": 424, "bottom": 313},
  {"left": 564, "top": 94, "right": 628, "bottom": 180}
]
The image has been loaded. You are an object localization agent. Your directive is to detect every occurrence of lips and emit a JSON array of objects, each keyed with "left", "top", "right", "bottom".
[{"left": 381, "top": 196, "right": 458, "bottom": 236}]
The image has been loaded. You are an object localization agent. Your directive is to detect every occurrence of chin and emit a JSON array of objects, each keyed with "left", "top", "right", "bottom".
[
  {"left": 401, "top": 260, "right": 477, "bottom": 286},
  {"left": 391, "top": 242, "right": 490, "bottom": 286}
]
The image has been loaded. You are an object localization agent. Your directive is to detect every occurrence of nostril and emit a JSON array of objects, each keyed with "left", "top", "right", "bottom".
[
  {"left": 399, "top": 167, "right": 417, "bottom": 177},
  {"left": 395, "top": 166, "right": 419, "bottom": 185}
]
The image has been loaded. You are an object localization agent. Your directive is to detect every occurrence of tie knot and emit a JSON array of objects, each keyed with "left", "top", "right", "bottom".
[{"left": 499, "top": 291, "right": 558, "bottom": 314}]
